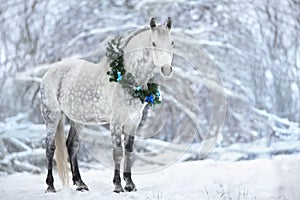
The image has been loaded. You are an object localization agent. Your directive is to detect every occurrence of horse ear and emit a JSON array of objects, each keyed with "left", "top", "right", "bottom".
[
  {"left": 165, "top": 17, "right": 172, "bottom": 30},
  {"left": 150, "top": 17, "right": 156, "bottom": 29}
]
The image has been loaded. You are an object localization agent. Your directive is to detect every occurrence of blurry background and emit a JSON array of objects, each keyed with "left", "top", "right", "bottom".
[{"left": 0, "top": 0, "right": 300, "bottom": 174}]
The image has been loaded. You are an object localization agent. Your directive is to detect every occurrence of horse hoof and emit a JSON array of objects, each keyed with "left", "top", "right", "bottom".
[
  {"left": 75, "top": 181, "right": 89, "bottom": 191},
  {"left": 76, "top": 185, "right": 89, "bottom": 192},
  {"left": 45, "top": 186, "right": 56, "bottom": 193},
  {"left": 113, "top": 185, "right": 124, "bottom": 193},
  {"left": 124, "top": 182, "right": 137, "bottom": 192}
]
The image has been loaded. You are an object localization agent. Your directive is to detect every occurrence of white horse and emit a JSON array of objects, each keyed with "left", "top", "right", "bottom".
[{"left": 40, "top": 17, "right": 174, "bottom": 193}]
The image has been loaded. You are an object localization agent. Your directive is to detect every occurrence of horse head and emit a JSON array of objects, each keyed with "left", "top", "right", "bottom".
[{"left": 149, "top": 17, "right": 174, "bottom": 79}]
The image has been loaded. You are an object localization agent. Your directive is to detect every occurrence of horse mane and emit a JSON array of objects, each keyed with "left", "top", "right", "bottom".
[
  {"left": 122, "top": 25, "right": 168, "bottom": 49},
  {"left": 122, "top": 26, "right": 150, "bottom": 48}
]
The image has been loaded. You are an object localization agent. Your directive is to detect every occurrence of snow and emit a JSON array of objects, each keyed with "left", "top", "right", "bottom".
[
  {"left": 265, "top": 69, "right": 273, "bottom": 82},
  {"left": 291, "top": 82, "right": 299, "bottom": 93},
  {"left": 0, "top": 113, "right": 299, "bottom": 199},
  {"left": 1, "top": 1, "right": 300, "bottom": 198},
  {"left": 0, "top": 154, "right": 299, "bottom": 200},
  {"left": 0, "top": 46, "right": 5, "bottom": 63}
]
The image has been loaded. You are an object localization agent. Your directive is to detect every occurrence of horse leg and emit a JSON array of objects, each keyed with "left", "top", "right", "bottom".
[
  {"left": 66, "top": 121, "right": 88, "bottom": 191},
  {"left": 44, "top": 111, "right": 61, "bottom": 193},
  {"left": 123, "top": 133, "right": 136, "bottom": 192},
  {"left": 111, "top": 121, "right": 124, "bottom": 193}
]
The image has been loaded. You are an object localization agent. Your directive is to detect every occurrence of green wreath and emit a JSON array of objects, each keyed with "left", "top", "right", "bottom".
[{"left": 106, "top": 37, "right": 161, "bottom": 106}]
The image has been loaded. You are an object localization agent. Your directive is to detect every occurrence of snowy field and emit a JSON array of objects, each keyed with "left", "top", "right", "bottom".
[
  {"left": 1, "top": 1, "right": 300, "bottom": 200},
  {"left": 1, "top": 154, "right": 299, "bottom": 200},
  {"left": 1, "top": 116, "right": 300, "bottom": 200}
]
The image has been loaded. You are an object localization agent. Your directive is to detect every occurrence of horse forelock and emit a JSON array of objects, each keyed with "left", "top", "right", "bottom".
[{"left": 152, "top": 25, "right": 170, "bottom": 34}]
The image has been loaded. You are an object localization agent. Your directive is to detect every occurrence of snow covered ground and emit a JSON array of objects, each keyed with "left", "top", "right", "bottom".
[{"left": 1, "top": 154, "right": 299, "bottom": 200}]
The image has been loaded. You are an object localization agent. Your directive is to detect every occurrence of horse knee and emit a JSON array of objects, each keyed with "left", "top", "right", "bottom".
[
  {"left": 125, "top": 135, "right": 134, "bottom": 153},
  {"left": 124, "top": 150, "right": 133, "bottom": 172},
  {"left": 113, "top": 147, "right": 123, "bottom": 163}
]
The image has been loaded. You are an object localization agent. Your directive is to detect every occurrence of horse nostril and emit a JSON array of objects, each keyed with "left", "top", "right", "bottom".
[
  {"left": 161, "top": 65, "right": 173, "bottom": 77},
  {"left": 161, "top": 67, "right": 165, "bottom": 75}
]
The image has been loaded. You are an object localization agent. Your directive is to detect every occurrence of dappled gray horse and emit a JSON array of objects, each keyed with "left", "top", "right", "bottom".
[{"left": 40, "top": 17, "right": 174, "bottom": 193}]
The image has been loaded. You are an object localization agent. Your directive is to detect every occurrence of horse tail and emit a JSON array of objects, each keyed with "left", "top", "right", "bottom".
[{"left": 54, "top": 116, "right": 69, "bottom": 187}]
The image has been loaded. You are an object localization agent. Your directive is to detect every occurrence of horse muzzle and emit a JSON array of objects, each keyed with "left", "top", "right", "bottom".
[{"left": 160, "top": 64, "right": 173, "bottom": 79}]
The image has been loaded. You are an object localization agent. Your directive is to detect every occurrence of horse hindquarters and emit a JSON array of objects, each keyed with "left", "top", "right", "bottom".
[
  {"left": 43, "top": 110, "right": 88, "bottom": 192},
  {"left": 43, "top": 111, "right": 69, "bottom": 192}
]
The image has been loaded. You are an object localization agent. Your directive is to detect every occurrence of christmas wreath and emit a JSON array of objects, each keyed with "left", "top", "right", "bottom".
[{"left": 106, "top": 37, "right": 161, "bottom": 106}]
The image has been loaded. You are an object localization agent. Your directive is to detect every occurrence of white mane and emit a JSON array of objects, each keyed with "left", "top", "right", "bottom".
[
  {"left": 122, "top": 26, "right": 150, "bottom": 48},
  {"left": 122, "top": 25, "right": 169, "bottom": 49}
]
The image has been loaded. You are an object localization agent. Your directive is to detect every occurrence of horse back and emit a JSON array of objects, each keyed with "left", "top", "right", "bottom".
[{"left": 40, "top": 59, "right": 110, "bottom": 122}]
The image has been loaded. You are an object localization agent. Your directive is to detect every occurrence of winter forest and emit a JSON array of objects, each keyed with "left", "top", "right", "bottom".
[{"left": 0, "top": 0, "right": 300, "bottom": 199}]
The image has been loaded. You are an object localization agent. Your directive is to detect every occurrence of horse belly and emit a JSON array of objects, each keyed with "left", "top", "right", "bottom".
[{"left": 59, "top": 86, "right": 112, "bottom": 125}]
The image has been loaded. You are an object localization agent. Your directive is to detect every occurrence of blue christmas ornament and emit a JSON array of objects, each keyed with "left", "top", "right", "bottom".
[
  {"left": 145, "top": 94, "right": 154, "bottom": 104},
  {"left": 117, "top": 71, "right": 122, "bottom": 82},
  {"left": 135, "top": 86, "right": 142, "bottom": 91}
]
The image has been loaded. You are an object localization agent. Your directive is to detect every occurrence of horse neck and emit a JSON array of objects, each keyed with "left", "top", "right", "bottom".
[{"left": 123, "top": 30, "right": 154, "bottom": 86}]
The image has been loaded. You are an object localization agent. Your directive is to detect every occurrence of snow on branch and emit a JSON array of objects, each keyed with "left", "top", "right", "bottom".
[
  {"left": 197, "top": 40, "right": 243, "bottom": 55},
  {"left": 14, "top": 75, "right": 42, "bottom": 83},
  {"left": 1, "top": 148, "right": 44, "bottom": 165},
  {"left": 252, "top": 107, "right": 300, "bottom": 138},
  {"left": 0, "top": 147, "right": 44, "bottom": 174}
]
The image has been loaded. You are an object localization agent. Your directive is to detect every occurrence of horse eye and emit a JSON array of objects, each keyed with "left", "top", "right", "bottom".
[
  {"left": 152, "top": 42, "right": 156, "bottom": 47},
  {"left": 171, "top": 41, "right": 174, "bottom": 46}
]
